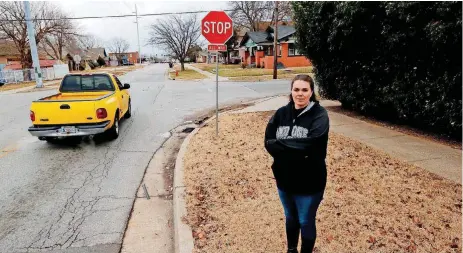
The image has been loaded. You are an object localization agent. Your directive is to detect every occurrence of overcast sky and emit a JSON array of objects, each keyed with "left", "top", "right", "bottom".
[{"left": 56, "top": 1, "right": 229, "bottom": 57}]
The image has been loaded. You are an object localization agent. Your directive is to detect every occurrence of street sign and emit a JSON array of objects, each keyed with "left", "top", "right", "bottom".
[
  {"left": 208, "top": 44, "right": 227, "bottom": 52},
  {"left": 73, "top": 55, "right": 81, "bottom": 64},
  {"left": 201, "top": 11, "right": 233, "bottom": 45},
  {"left": 201, "top": 11, "right": 233, "bottom": 136}
]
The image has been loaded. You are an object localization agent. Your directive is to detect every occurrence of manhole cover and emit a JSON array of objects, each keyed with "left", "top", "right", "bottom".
[{"left": 182, "top": 127, "right": 195, "bottom": 133}]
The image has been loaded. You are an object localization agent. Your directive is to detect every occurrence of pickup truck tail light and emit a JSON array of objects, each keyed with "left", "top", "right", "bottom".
[
  {"left": 30, "top": 111, "right": 35, "bottom": 122},
  {"left": 96, "top": 108, "right": 108, "bottom": 119}
]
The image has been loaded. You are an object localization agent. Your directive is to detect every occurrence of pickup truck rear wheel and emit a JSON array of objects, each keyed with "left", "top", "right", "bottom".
[{"left": 107, "top": 114, "right": 119, "bottom": 139}]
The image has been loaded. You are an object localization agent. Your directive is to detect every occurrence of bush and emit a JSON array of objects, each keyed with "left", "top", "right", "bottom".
[
  {"left": 79, "top": 61, "right": 85, "bottom": 70},
  {"left": 292, "top": 2, "right": 462, "bottom": 139},
  {"left": 241, "top": 62, "right": 248, "bottom": 69},
  {"left": 87, "top": 61, "right": 95, "bottom": 69},
  {"left": 97, "top": 56, "right": 106, "bottom": 66}
]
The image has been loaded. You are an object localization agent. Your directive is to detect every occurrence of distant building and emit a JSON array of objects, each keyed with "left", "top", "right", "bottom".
[
  {"left": 108, "top": 52, "right": 139, "bottom": 65},
  {"left": 64, "top": 47, "right": 108, "bottom": 71},
  {"left": 0, "top": 39, "right": 50, "bottom": 70},
  {"left": 196, "top": 51, "right": 208, "bottom": 63}
]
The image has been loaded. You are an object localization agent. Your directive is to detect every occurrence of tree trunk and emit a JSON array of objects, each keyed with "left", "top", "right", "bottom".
[{"left": 180, "top": 60, "right": 185, "bottom": 71}]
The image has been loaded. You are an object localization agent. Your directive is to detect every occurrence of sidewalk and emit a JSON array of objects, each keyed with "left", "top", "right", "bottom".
[
  {"left": 0, "top": 79, "right": 60, "bottom": 95},
  {"left": 234, "top": 96, "right": 462, "bottom": 183},
  {"left": 185, "top": 64, "right": 229, "bottom": 81}
]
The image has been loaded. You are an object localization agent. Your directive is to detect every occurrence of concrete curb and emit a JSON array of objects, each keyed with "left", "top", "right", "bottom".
[
  {"left": 173, "top": 126, "right": 199, "bottom": 253},
  {"left": 0, "top": 80, "right": 61, "bottom": 95}
]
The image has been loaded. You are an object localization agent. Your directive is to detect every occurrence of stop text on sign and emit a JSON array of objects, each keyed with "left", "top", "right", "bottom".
[
  {"left": 203, "top": 21, "right": 231, "bottom": 35},
  {"left": 201, "top": 11, "right": 233, "bottom": 44}
]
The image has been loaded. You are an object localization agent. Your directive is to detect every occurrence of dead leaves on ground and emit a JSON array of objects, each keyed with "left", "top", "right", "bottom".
[{"left": 183, "top": 112, "right": 462, "bottom": 253}]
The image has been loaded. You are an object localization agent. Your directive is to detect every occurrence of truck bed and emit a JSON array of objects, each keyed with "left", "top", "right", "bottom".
[{"left": 39, "top": 91, "right": 114, "bottom": 102}]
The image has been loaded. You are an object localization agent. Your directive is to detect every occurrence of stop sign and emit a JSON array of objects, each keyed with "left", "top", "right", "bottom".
[{"left": 201, "top": 11, "right": 233, "bottom": 44}]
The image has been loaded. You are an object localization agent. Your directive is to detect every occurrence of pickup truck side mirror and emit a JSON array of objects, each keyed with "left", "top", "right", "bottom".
[{"left": 123, "top": 83, "right": 131, "bottom": 89}]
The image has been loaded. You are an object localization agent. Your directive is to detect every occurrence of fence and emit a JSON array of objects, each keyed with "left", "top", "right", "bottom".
[{"left": 0, "top": 64, "right": 69, "bottom": 84}]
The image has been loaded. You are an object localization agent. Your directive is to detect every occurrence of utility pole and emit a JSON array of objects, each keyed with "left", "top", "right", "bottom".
[
  {"left": 24, "top": 1, "right": 43, "bottom": 88},
  {"left": 135, "top": 4, "right": 141, "bottom": 64},
  {"left": 273, "top": 1, "right": 278, "bottom": 79}
]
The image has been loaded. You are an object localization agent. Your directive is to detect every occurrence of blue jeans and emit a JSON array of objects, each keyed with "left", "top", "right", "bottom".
[{"left": 278, "top": 189, "right": 324, "bottom": 251}]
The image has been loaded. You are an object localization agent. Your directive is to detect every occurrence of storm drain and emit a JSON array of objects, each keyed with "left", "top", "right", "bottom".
[{"left": 182, "top": 127, "right": 195, "bottom": 133}]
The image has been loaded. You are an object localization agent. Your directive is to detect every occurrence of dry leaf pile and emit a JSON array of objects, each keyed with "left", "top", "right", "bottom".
[{"left": 184, "top": 112, "right": 462, "bottom": 253}]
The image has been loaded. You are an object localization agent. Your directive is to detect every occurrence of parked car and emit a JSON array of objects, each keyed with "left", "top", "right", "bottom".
[
  {"left": 0, "top": 77, "right": 6, "bottom": 86},
  {"left": 28, "top": 73, "right": 131, "bottom": 141},
  {"left": 228, "top": 57, "right": 241, "bottom": 64}
]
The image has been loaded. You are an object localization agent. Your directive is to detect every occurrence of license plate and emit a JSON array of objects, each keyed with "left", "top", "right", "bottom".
[{"left": 59, "top": 126, "right": 77, "bottom": 134}]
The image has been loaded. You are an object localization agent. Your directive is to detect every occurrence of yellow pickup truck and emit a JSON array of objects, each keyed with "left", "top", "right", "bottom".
[{"left": 28, "top": 73, "right": 131, "bottom": 141}]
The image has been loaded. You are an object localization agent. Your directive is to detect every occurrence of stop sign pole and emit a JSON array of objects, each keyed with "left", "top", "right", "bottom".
[{"left": 201, "top": 11, "right": 233, "bottom": 135}]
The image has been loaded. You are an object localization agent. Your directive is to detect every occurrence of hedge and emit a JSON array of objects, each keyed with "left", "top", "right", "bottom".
[{"left": 292, "top": 1, "right": 462, "bottom": 139}]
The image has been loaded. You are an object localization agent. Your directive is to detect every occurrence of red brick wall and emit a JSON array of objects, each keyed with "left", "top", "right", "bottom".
[
  {"left": 127, "top": 52, "right": 139, "bottom": 64},
  {"left": 263, "top": 56, "right": 280, "bottom": 70},
  {"left": 247, "top": 56, "right": 255, "bottom": 65},
  {"left": 262, "top": 43, "right": 312, "bottom": 69},
  {"left": 279, "top": 43, "right": 311, "bottom": 68},
  {"left": 239, "top": 48, "right": 246, "bottom": 62},
  {"left": 255, "top": 51, "right": 265, "bottom": 67}
]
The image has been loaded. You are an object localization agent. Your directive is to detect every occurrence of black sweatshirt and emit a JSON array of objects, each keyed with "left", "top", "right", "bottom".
[{"left": 264, "top": 101, "right": 330, "bottom": 194}]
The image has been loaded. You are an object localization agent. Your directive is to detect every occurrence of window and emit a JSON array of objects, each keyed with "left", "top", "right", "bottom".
[
  {"left": 288, "top": 43, "right": 302, "bottom": 56},
  {"left": 265, "top": 46, "right": 272, "bottom": 56},
  {"left": 278, "top": 45, "right": 282, "bottom": 56},
  {"left": 60, "top": 74, "right": 115, "bottom": 92},
  {"left": 130, "top": 54, "right": 132, "bottom": 57},
  {"left": 82, "top": 76, "right": 94, "bottom": 90},
  {"left": 113, "top": 75, "right": 124, "bottom": 89}
]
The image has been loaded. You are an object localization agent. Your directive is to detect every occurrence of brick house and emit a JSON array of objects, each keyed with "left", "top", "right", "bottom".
[
  {"left": 109, "top": 52, "right": 139, "bottom": 65},
  {"left": 64, "top": 47, "right": 108, "bottom": 71},
  {"left": 239, "top": 25, "right": 311, "bottom": 69},
  {"left": 196, "top": 51, "right": 208, "bottom": 63},
  {"left": 0, "top": 39, "right": 50, "bottom": 70}
]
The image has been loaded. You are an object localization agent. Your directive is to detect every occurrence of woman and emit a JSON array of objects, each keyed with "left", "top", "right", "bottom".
[{"left": 265, "top": 74, "right": 329, "bottom": 253}]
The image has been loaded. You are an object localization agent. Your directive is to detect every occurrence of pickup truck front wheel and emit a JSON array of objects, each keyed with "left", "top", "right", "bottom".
[
  {"left": 107, "top": 115, "right": 119, "bottom": 139},
  {"left": 124, "top": 100, "right": 132, "bottom": 119}
]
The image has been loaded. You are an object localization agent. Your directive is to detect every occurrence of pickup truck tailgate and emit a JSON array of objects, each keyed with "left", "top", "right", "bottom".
[{"left": 31, "top": 92, "right": 111, "bottom": 125}]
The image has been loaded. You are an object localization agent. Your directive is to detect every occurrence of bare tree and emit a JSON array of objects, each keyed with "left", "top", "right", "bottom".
[
  {"left": 228, "top": 1, "right": 293, "bottom": 32},
  {"left": 268, "top": 1, "right": 293, "bottom": 24},
  {"left": 0, "top": 1, "right": 71, "bottom": 68},
  {"left": 147, "top": 15, "right": 201, "bottom": 71},
  {"left": 79, "top": 34, "right": 105, "bottom": 49},
  {"left": 40, "top": 19, "right": 81, "bottom": 60},
  {"left": 107, "top": 37, "right": 129, "bottom": 62},
  {"left": 228, "top": 1, "right": 270, "bottom": 32}
]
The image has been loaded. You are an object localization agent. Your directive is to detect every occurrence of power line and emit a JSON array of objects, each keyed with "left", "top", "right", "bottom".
[{"left": 0, "top": 9, "right": 234, "bottom": 22}]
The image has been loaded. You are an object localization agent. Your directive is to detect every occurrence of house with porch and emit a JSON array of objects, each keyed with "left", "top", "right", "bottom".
[
  {"left": 239, "top": 25, "right": 311, "bottom": 69},
  {"left": 64, "top": 47, "right": 108, "bottom": 71},
  {"left": 196, "top": 51, "right": 208, "bottom": 63}
]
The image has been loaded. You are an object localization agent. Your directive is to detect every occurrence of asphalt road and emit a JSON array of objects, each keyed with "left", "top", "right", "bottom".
[{"left": 0, "top": 64, "right": 289, "bottom": 252}]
